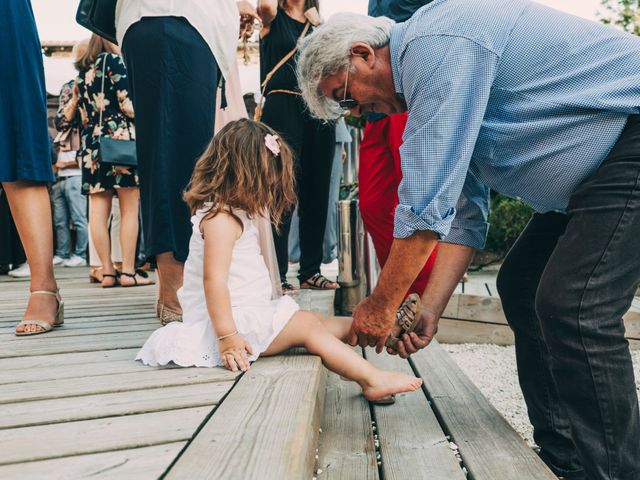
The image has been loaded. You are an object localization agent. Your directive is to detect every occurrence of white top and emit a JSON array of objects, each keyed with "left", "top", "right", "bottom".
[{"left": 115, "top": 0, "right": 239, "bottom": 80}]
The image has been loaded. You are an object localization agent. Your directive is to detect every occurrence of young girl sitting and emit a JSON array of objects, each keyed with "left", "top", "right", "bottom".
[{"left": 136, "top": 119, "right": 422, "bottom": 402}]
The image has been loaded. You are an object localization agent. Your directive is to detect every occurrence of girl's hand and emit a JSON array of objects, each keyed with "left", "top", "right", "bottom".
[{"left": 219, "top": 334, "right": 254, "bottom": 372}]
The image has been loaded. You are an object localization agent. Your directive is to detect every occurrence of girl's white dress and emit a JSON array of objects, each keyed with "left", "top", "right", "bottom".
[{"left": 136, "top": 207, "right": 299, "bottom": 367}]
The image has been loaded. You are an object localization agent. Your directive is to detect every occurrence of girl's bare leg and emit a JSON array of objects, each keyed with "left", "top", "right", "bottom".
[
  {"left": 262, "top": 311, "right": 422, "bottom": 401},
  {"left": 4, "top": 181, "right": 58, "bottom": 334}
]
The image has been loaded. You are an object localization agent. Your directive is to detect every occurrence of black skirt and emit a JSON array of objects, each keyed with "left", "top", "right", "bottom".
[{"left": 122, "top": 17, "right": 219, "bottom": 262}]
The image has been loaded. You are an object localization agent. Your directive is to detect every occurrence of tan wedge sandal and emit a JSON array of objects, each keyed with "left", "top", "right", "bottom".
[{"left": 15, "top": 290, "right": 64, "bottom": 336}]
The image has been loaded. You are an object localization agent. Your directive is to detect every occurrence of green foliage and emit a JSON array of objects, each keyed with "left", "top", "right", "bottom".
[
  {"left": 599, "top": 0, "right": 640, "bottom": 35},
  {"left": 485, "top": 195, "right": 533, "bottom": 257},
  {"left": 344, "top": 114, "right": 366, "bottom": 129}
]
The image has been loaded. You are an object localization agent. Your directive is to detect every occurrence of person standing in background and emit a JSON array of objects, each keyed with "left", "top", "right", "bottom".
[
  {"left": 257, "top": 0, "right": 337, "bottom": 293},
  {"left": 69, "top": 34, "right": 151, "bottom": 288},
  {"left": 116, "top": 0, "right": 258, "bottom": 324},
  {"left": 52, "top": 41, "right": 90, "bottom": 269},
  {"left": 359, "top": 0, "right": 437, "bottom": 299},
  {"left": 1, "top": 0, "right": 62, "bottom": 336}
]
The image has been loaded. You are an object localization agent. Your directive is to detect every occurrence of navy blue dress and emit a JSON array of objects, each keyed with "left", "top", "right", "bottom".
[{"left": 0, "top": 0, "right": 53, "bottom": 183}]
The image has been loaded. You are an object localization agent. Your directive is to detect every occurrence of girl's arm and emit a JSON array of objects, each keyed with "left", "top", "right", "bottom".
[
  {"left": 201, "top": 212, "right": 253, "bottom": 371},
  {"left": 257, "top": 0, "right": 278, "bottom": 33}
]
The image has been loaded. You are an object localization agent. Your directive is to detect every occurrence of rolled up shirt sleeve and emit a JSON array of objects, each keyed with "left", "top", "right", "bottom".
[
  {"left": 442, "top": 168, "right": 490, "bottom": 249},
  {"left": 393, "top": 35, "right": 499, "bottom": 244}
]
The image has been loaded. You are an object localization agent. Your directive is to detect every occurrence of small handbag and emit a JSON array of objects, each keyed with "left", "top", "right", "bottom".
[
  {"left": 97, "top": 55, "right": 137, "bottom": 168},
  {"left": 54, "top": 127, "right": 81, "bottom": 152},
  {"left": 75, "top": 0, "right": 118, "bottom": 45}
]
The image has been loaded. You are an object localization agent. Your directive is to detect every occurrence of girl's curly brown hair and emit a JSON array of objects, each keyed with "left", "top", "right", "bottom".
[{"left": 184, "top": 119, "right": 296, "bottom": 229}]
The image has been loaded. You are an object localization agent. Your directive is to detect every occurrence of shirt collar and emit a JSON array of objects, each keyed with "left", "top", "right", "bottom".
[{"left": 389, "top": 23, "right": 404, "bottom": 97}]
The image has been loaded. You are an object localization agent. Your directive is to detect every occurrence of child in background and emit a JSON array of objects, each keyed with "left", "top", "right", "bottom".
[{"left": 136, "top": 119, "right": 422, "bottom": 402}]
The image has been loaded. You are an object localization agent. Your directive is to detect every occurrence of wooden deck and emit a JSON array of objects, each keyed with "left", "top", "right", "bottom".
[
  {"left": 0, "top": 268, "right": 556, "bottom": 479},
  {"left": 441, "top": 271, "right": 640, "bottom": 348}
]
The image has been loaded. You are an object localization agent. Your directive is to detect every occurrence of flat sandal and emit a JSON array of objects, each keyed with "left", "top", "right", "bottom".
[
  {"left": 120, "top": 271, "right": 154, "bottom": 288},
  {"left": 300, "top": 273, "right": 340, "bottom": 290}
]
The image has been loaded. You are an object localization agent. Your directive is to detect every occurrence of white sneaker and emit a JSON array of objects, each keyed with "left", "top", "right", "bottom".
[
  {"left": 64, "top": 255, "right": 87, "bottom": 267},
  {"left": 8, "top": 263, "right": 31, "bottom": 278},
  {"left": 52, "top": 255, "right": 66, "bottom": 266}
]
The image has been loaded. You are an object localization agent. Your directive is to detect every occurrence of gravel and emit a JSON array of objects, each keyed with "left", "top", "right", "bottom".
[{"left": 443, "top": 343, "right": 640, "bottom": 446}]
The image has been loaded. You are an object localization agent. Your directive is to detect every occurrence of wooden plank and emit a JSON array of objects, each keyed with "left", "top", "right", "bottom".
[
  {"left": 0, "top": 367, "right": 238, "bottom": 404},
  {"left": 0, "top": 317, "right": 158, "bottom": 331},
  {"left": 411, "top": 341, "right": 556, "bottom": 479},
  {"left": 443, "top": 293, "right": 640, "bottom": 337},
  {"left": 0, "top": 443, "right": 184, "bottom": 480},
  {"left": 317, "top": 369, "right": 379, "bottom": 479},
  {"left": 442, "top": 294, "right": 506, "bottom": 324},
  {"left": 0, "top": 407, "right": 209, "bottom": 465},
  {"left": 0, "top": 304, "right": 155, "bottom": 319},
  {"left": 0, "top": 331, "right": 152, "bottom": 358},
  {"left": 365, "top": 349, "right": 465, "bottom": 480},
  {"left": 0, "top": 348, "right": 139, "bottom": 370},
  {"left": 0, "top": 310, "right": 157, "bottom": 324},
  {"left": 0, "top": 358, "right": 168, "bottom": 385},
  {"left": 0, "top": 324, "right": 156, "bottom": 341},
  {"left": 438, "top": 318, "right": 516, "bottom": 346},
  {"left": 0, "top": 381, "right": 234, "bottom": 429},
  {"left": 165, "top": 354, "right": 327, "bottom": 480}
]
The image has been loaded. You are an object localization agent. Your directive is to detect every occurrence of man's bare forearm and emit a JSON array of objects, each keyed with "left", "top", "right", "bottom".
[
  {"left": 371, "top": 230, "right": 439, "bottom": 309},
  {"left": 421, "top": 242, "right": 475, "bottom": 317}
]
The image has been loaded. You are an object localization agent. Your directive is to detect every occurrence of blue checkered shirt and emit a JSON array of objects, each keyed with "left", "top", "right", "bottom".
[{"left": 391, "top": 0, "right": 640, "bottom": 249}]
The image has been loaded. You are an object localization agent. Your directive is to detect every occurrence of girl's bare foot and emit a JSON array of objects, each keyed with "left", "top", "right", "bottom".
[{"left": 362, "top": 370, "right": 423, "bottom": 402}]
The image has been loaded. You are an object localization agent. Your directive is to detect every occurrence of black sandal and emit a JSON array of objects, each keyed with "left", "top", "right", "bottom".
[
  {"left": 120, "top": 271, "right": 154, "bottom": 288},
  {"left": 101, "top": 273, "right": 119, "bottom": 289},
  {"left": 300, "top": 273, "right": 340, "bottom": 290},
  {"left": 281, "top": 281, "right": 296, "bottom": 294}
]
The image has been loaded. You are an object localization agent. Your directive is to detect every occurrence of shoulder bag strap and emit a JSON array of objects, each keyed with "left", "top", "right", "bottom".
[
  {"left": 98, "top": 53, "right": 108, "bottom": 143},
  {"left": 259, "top": 20, "right": 311, "bottom": 96}
]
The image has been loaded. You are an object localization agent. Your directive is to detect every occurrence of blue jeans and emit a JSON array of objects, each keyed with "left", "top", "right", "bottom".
[
  {"left": 51, "top": 175, "right": 88, "bottom": 258},
  {"left": 289, "top": 137, "right": 344, "bottom": 264},
  {"left": 497, "top": 116, "right": 640, "bottom": 479}
]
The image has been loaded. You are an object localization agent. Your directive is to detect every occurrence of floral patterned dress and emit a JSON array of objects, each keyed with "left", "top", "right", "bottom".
[{"left": 77, "top": 52, "right": 138, "bottom": 195}]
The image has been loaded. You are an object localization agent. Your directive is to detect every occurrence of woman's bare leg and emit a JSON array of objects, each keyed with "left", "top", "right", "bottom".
[
  {"left": 116, "top": 187, "right": 152, "bottom": 286},
  {"left": 89, "top": 191, "right": 116, "bottom": 286},
  {"left": 262, "top": 311, "right": 422, "bottom": 401},
  {"left": 156, "top": 252, "right": 183, "bottom": 313},
  {"left": 4, "top": 181, "right": 58, "bottom": 334}
]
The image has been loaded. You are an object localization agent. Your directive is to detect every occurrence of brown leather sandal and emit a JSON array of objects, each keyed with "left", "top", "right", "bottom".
[
  {"left": 385, "top": 293, "right": 422, "bottom": 349},
  {"left": 300, "top": 273, "right": 340, "bottom": 290}
]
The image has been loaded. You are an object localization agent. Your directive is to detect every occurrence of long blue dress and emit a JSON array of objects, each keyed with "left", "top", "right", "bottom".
[{"left": 0, "top": 0, "right": 54, "bottom": 183}]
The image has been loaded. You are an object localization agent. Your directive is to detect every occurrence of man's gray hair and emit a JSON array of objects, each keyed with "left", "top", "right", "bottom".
[{"left": 296, "top": 13, "right": 395, "bottom": 120}]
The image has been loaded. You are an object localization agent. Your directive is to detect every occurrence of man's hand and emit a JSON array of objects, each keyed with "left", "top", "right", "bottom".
[
  {"left": 387, "top": 305, "right": 439, "bottom": 358},
  {"left": 348, "top": 294, "right": 397, "bottom": 351}
]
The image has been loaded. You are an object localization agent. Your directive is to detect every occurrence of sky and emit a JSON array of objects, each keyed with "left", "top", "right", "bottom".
[
  {"left": 32, "top": 0, "right": 603, "bottom": 41},
  {"left": 34, "top": 0, "right": 606, "bottom": 95}
]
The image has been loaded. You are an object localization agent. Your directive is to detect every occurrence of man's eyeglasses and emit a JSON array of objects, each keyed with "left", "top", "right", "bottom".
[{"left": 339, "top": 63, "right": 357, "bottom": 109}]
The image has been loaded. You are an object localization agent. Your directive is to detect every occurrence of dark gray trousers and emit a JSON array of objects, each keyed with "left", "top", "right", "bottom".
[{"left": 497, "top": 115, "right": 640, "bottom": 480}]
